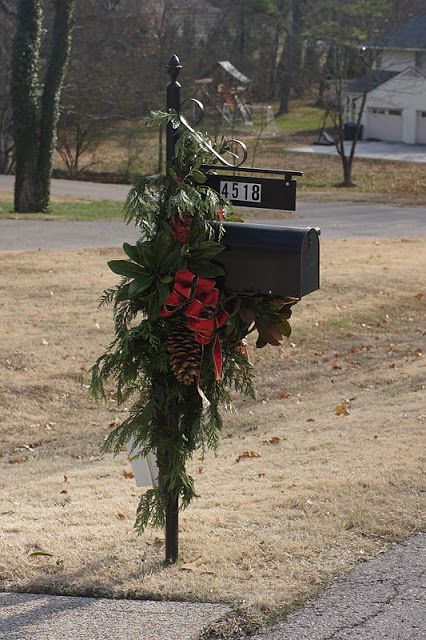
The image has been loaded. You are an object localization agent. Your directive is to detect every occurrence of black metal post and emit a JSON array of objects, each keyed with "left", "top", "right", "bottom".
[
  {"left": 164, "top": 54, "right": 181, "bottom": 565},
  {"left": 166, "top": 54, "right": 182, "bottom": 171}
]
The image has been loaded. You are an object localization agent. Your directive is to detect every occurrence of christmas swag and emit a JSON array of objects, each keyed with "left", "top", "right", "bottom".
[{"left": 90, "top": 111, "right": 298, "bottom": 533}]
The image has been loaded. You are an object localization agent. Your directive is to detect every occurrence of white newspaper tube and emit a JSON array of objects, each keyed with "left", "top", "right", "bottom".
[{"left": 127, "top": 440, "right": 159, "bottom": 488}]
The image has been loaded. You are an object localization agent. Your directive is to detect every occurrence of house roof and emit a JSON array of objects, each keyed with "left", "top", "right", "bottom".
[
  {"left": 346, "top": 70, "right": 399, "bottom": 94},
  {"left": 370, "top": 15, "right": 426, "bottom": 50}
]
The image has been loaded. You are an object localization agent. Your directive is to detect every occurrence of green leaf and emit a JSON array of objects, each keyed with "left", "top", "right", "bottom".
[
  {"left": 156, "top": 281, "right": 171, "bottom": 305},
  {"left": 159, "top": 247, "right": 181, "bottom": 273},
  {"left": 189, "top": 169, "right": 207, "bottom": 184},
  {"left": 128, "top": 274, "right": 155, "bottom": 297},
  {"left": 139, "top": 246, "right": 156, "bottom": 271},
  {"left": 122, "top": 243, "right": 142, "bottom": 263},
  {"left": 147, "top": 295, "right": 161, "bottom": 321},
  {"left": 108, "top": 260, "right": 147, "bottom": 278},
  {"left": 153, "top": 232, "right": 174, "bottom": 265},
  {"left": 191, "top": 241, "right": 225, "bottom": 260},
  {"left": 278, "top": 318, "right": 292, "bottom": 338},
  {"left": 188, "top": 259, "right": 225, "bottom": 278}
]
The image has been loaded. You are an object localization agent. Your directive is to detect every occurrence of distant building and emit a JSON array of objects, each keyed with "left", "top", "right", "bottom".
[{"left": 346, "top": 16, "right": 426, "bottom": 144}]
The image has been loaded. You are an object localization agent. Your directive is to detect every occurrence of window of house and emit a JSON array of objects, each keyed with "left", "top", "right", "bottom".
[
  {"left": 370, "top": 107, "right": 385, "bottom": 114},
  {"left": 388, "top": 109, "right": 402, "bottom": 116}
]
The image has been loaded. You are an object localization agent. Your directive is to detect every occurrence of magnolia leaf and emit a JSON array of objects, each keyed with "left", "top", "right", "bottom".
[
  {"left": 188, "top": 259, "right": 225, "bottom": 278},
  {"left": 108, "top": 260, "right": 146, "bottom": 278},
  {"left": 122, "top": 242, "right": 141, "bottom": 263},
  {"left": 160, "top": 247, "right": 181, "bottom": 273},
  {"left": 128, "top": 274, "right": 154, "bottom": 297},
  {"left": 255, "top": 322, "right": 283, "bottom": 348},
  {"left": 156, "top": 281, "right": 171, "bottom": 304},
  {"left": 192, "top": 241, "right": 225, "bottom": 259},
  {"left": 278, "top": 318, "right": 292, "bottom": 338},
  {"left": 239, "top": 306, "right": 255, "bottom": 323}
]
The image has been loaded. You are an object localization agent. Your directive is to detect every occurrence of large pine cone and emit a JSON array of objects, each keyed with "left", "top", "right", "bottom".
[{"left": 167, "top": 323, "right": 202, "bottom": 385}]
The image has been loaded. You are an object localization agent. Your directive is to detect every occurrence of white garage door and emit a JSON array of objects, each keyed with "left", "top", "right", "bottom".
[
  {"left": 366, "top": 107, "right": 403, "bottom": 142},
  {"left": 416, "top": 111, "right": 426, "bottom": 144}
]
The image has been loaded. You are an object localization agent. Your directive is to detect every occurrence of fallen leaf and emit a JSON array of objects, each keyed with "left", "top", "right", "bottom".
[
  {"left": 306, "top": 418, "right": 315, "bottom": 423},
  {"left": 29, "top": 551, "right": 54, "bottom": 557},
  {"left": 116, "top": 512, "right": 125, "bottom": 520},
  {"left": 415, "top": 292, "right": 424, "bottom": 300},
  {"left": 8, "top": 458, "right": 27, "bottom": 464},
  {"left": 180, "top": 556, "right": 202, "bottom": 572},
  {"left": 122, "top": 470, "right": 134, "bottom": 479},
  {"left": 257, "top": 473, "right": 266, "bottom": 478},
  {"left": 332, "top": 363, "right": 342, "bottom": 370},
  {"left": 235, "top": 450, "right": 261, "bottom": 462},
  {"left": 335, "top": 402, "right": 350, "bottom": 416},
  {"left": 262, "top": 436, "right": 281, "bottom": 445},
  {"left": 64, "top": 474, "right": 68, "bottom": 483},
  {"left": 276, "top": 391, "right": 291, "bottom": 399}
]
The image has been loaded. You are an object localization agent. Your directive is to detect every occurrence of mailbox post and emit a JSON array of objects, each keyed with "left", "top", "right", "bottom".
[{"left": 159, "top": 54, "right": 319, "bottom": 564}]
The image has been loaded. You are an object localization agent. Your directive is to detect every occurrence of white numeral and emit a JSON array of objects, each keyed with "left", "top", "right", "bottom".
[{"left": 219, "top": 181, "right": 262, "bottom": 203}]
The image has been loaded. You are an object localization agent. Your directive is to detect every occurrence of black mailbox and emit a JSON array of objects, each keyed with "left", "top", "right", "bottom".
[{"left": 217, "top": 222, "right": 320, "bottom": 298}]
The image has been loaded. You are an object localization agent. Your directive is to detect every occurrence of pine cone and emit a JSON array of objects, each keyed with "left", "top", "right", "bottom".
[{"left": 167, "top": 323, "right": 202, "bottom": 385}]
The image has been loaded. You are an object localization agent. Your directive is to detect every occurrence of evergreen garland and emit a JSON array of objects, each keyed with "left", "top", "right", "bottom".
[{"left": 90, "top": 112, "right": 298, "bottom": 533}]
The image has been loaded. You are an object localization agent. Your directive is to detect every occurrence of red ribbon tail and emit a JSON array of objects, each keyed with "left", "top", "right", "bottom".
[{"left": 212, "top": 335, "right": 223, "bottom": 381}]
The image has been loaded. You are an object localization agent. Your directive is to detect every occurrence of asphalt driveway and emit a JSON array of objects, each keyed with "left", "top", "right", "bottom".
[{"left": 289, "top": 140, "right": 426, "bottom": 163}]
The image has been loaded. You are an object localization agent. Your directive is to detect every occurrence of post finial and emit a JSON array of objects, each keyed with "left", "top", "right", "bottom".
[{"left": 166, "top": 54, "right": 182, "bottom": 81}]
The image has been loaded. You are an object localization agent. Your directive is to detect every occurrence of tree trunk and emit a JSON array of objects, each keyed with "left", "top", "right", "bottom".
[
  {"left": 341, "top": 156, "right": 354, "bottom": 187},
  {"left": 11, "top": 0, "right": 42, "bottom": 212},
  {"left": 37, "top": 0, "right": 74, "bottom": 211},
  {"left": 277, "top": 0, "right": 303, "bottom": 115},
  {"left": 11, "top": 0, "right": 74, "bottom": 213}
]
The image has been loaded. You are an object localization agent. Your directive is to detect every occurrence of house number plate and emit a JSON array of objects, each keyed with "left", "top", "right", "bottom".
[
  {"left": 204, "top": 173, "right": 297, "bottom": 211},
  {"left": 219, "top": 181, "right": 262, "bottom": 203}
]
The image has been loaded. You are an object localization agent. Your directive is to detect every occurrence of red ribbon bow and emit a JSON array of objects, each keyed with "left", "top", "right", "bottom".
[{"left": 160, "top": 268, "right": 228, "bottom": 380}]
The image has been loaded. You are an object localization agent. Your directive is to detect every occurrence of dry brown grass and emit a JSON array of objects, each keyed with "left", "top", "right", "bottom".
[{"left": 1, "top": 239, "right": 425, "bottom": 615}]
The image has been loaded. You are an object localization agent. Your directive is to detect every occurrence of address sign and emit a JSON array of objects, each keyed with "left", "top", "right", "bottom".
[{"left": 202, "top": 166, "right": 303, "bottom": 212}]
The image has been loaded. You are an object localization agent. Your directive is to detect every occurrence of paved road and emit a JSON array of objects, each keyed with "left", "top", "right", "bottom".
[
  {"left": 0, "top": 595, "right": 229, "bottom": 640},
  {"left": 250, "top": 533, "right": 426, "bottom": 640},
  {"left": 0, "top": 176, "right": 425, "bottom": 249},
  {"left": 0, "top": 174, "right": 129, "bottom": 202}
]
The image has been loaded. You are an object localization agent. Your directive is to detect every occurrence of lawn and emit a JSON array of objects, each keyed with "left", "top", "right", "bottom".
[
  {"left": 1, "top": 237, "right": 425, "bottom": 635},
  {"left": 0, "top": 197, "right": 123, "bottom": 221}
]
